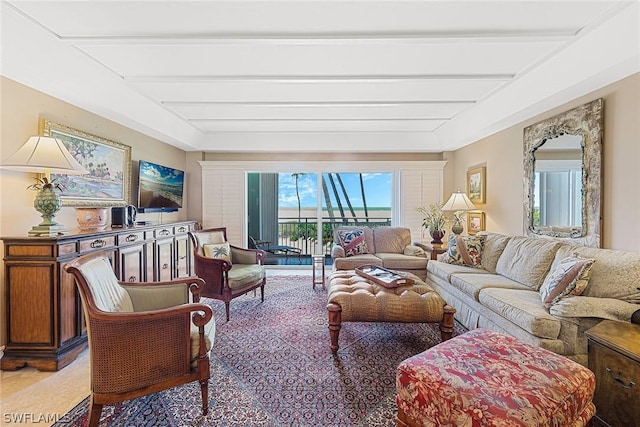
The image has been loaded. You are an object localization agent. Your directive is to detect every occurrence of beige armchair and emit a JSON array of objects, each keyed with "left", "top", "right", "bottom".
[
  {"left": 64, "top": 251, "right": 215, "bottom": 427},
  {"left": 189, "top": 227, "right": 267, "bottom": 321}
]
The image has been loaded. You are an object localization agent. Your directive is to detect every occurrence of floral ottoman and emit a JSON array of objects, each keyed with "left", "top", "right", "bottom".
[{"left": 396, "top": 329, "right": 596, "bottom": 427}]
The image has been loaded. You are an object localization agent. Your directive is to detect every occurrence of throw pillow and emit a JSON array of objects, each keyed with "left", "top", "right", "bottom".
[
  {"left": 203, "top": 242, "right": 232, "bottom": 262},
  {"left": 443, "top": 234, "right": 485, "bottom": 267},
  {"left": 337, "top": 228, "right": 369, "bottom": 257},
  {"left": 539, "top": 254, "right": 596, "bottom": 308}
]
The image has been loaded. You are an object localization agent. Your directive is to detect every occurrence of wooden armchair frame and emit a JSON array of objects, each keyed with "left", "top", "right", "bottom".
[
  {"left": 189, "top": 227, "right": 267, "bottom": 321},
  {"left": 64, "top": 251, "right": 214, "bottom": 427}
]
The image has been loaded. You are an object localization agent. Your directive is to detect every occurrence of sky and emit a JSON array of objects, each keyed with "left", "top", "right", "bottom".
[{"left": 278, "top": 172, "right": 392, "bottom": 208}]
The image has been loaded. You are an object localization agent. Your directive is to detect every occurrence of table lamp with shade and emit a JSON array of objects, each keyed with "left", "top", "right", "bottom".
[
  {"left": 1, "top": 135, "right": 88, "bottom": 236},
  {"left": 441, "top": 189, "right": 477, "bottom": 235}
]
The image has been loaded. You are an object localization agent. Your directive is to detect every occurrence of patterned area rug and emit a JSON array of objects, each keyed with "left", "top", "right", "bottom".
[{"left": 55, "top": 274, "right": 463, "bottom": 426}]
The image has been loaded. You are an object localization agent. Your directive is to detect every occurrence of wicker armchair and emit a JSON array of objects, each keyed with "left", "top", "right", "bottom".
[
  {"left": 64, "top": 251, "right": 215, "bottom": 427},
  {"left": 189, "top": 227, "right": 267, "bottom": 321}
]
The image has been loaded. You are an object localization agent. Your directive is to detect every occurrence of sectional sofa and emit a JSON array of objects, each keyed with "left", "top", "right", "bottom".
[
  {"left": 425, "top": 232, "right": 640, "bottom": 365},
  {"left": 331, "top": 226, "right": 428, "bottom": 280}
]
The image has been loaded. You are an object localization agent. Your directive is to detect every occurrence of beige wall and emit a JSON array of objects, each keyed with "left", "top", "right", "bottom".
[
  {"left": 451, "top": 72, "right": 640, "bottom": 251},
  {"left": 0, "top": 77, "right": 190, "bottom": 345}
]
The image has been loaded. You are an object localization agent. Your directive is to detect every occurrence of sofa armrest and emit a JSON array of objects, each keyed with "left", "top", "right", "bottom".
[
  {"left": 404, "top": 245, "right": 426, "bottom": 257},
  {"left": 331, "top": 244, "right": 345, "bottom": 259},
  {"left": 550, "top": 295, "right": 639, "bottom": 322}
]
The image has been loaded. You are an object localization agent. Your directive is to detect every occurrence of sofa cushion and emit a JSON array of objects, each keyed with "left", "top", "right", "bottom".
[
  {"left": 539, "top": 255, "right": 595, "bottom": 308},
  {"left": 443, "top": 234, "right": 485, "bottom": 267},
  {"left": 450, "top": 273, "right": 531, "bottom": 301},
  {"left": 333, "top": 253, "right": 382, "bottom": 271},
  {"left": 495, "top": 237, "right": 562, "bottom": 290},
  {"left": 427, "top": 260, "right": 489, "bottom": 283},
  {"left": 373, "top": 226, "right": 411, "bottom": 254},
  {"left": 554, "top": 245, "right": 640, "bottom": 303},
  {"left": 333, "top": 226, "right": 375, "bottom": 254},
  {"left": 478, "top": 288, "right": 561, "bottom": 339},
  {"left": 336, "top": 228, "right": 369, "bottom": 256},
  {"left": 377, "top": 253, "right": 428, "bottom": 270},
  {"left": 477, "top": 232, "right": 512, "bottom": 273}
]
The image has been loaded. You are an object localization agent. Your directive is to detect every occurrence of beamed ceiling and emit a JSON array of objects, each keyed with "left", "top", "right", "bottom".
[{"left": 1, "top": 1, "right": 639, "bottom": 153}]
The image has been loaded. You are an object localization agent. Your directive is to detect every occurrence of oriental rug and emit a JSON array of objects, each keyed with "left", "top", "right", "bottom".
[{"left": 55, "top": 274, "right": 463, "bottom": 426}]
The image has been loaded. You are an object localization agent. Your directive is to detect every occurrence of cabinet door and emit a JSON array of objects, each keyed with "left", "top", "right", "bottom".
[
  {"left": 117, "top": 244, "right": 146, "bottom": 283},
  {"left": 155, "top": 238, "right": 174, "bottom": 281},
  {"left": 175, "top": 234, "right": 191, "bottom": 277}
]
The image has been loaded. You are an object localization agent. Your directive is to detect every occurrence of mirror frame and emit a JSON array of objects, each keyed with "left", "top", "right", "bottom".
[{"left": 523, "top": 98, "right": 603, "bottom": 247}]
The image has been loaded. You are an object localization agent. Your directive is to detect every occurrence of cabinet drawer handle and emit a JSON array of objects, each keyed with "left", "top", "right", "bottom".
[
  {"left": 178, "top": 226, "right": 186, "bottom": 232},
  {"left": 125, "top": 234, "right": 138, "bottom": 242},
  {"left": 162, "top": 263, "right": 169, "bottom": 269},
  {"left": 179, "top": 255, "right": 186, "bottom": 260},
  {"left": 90, "top": 239, "right": 106, "bottom": 248},
  {"left": 606, "top": 368, "right": 636, "bottom": 389},
  {"left": 128, "top": 276, "right": 137, "bottom": 282},
  {"left": 159, "top": 229, "right": 170, "bottom": 236}
]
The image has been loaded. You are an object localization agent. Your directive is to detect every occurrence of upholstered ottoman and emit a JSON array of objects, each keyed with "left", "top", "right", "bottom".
[
  {"left": 396, "top": 329, "right": 596, "bottom": 427},
  {"left": 326, "top": 270, "right": 455, "bottom": 352}
]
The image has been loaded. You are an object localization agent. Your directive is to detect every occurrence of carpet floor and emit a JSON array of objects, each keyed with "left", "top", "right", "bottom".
[{"left": 55, "top": 275, "right": 463, "bottom": 426}]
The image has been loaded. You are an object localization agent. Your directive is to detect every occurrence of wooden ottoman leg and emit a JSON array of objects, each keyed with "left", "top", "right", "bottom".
[
  {"left": 327, "top": 302, "right": 342, "bottom": 353},
  {"left": 439, "top": 305, "right": 456, "bottom": 341}
]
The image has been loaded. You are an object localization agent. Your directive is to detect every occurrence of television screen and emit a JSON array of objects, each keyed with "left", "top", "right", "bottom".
[{"left": 137, "top": 160, "right": 184, "bottom": 212}]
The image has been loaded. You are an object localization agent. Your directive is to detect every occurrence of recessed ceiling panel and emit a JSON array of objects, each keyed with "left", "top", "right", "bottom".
[
  {"left": 167, "top": 102, "right": 471, "bottom": 120},
  {"left": 133, "top": 79, "right": 507, "bottom": 103},
  {"left": 191, "top": 119, "right": 445, "bottom": 133},
  {"left": 78, "top": 40, "right": 562, "bottom": 76}
]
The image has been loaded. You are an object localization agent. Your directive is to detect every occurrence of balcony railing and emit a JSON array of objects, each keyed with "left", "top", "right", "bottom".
[{"left": 271, "top": 216, "right": 391, "bottom": 256}]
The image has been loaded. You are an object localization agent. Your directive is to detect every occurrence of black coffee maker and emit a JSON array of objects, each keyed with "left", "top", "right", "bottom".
[{"left": 111, "top": 205, "right": 137, "bottom": 227}]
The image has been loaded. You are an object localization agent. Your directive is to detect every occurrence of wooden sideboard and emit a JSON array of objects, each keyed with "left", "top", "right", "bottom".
[{"left": 1, "top": 220, "right": 197, "bottom": 371}]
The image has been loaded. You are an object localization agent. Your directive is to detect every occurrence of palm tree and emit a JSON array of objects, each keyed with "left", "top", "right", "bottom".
[
  {"left": 291, "top": 173, "right": 304, "bottom": 225},
  {"left": 359, "top": 173, "right": 369, "bottom": 222},
  {"left": 336, "top": 173, "right": 357, "bottom": 220}
]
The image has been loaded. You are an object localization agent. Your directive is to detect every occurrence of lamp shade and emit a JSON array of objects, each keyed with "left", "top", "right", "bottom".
[
  {"left": 441, "top": 190, "right": 476, "bottom": 212},
  {"left": 1, "top": 136, "right": 87, "bottom": 175}
]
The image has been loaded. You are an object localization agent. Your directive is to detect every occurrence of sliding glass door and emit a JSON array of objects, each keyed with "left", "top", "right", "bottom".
[{"left": 247, "top": 171, "right": 393, "bottom": 263}]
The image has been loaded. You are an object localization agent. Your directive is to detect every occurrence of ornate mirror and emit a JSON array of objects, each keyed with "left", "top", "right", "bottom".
[{"left": 523, "top": 99, "right": 603, "bottom": 247}]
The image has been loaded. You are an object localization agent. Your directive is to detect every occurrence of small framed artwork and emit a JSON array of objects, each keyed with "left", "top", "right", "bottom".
[
  {"left": 40, "top": 118, "right": 132, "bottom": 207},
  {"left": 467, "top": 166, "right": 486, "bottom": 204},
  {"left": 467, "top": 212, "right": 486, "bottom": 235}
]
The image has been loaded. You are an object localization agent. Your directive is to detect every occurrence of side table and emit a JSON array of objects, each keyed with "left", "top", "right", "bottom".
[
  {"left": 312, "top": 254, "right": 326, "bottom": 290},
  {"left": 585, "top": 320, "right": 640, "bottom": 427},
  {"left": 413, "top": 241, "right": 448, "bottom": 261}
]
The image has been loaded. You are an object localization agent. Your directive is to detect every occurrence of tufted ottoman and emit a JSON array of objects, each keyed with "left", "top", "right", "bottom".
[
  {"left": 396, "top": 329, "right": 596, "bottom": 427},
  {"left": 326, "top": 270, "right": 455, "bottom": 352}
]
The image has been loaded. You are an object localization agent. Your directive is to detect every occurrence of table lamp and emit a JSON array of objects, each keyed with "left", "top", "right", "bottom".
[
  {"left": 1, "top": 136, "right": 88, "bottom": 236},
  {"left": 441, "top": 190, "right": 477, "bottom": 235}
]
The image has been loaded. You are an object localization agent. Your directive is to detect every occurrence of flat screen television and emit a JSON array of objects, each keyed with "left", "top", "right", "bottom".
[{"left": 137, "top": 160, "right": 184, "bottom": 213}]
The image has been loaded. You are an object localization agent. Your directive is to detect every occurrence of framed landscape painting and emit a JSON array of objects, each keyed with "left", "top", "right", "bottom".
[
  {"left": 467, "top": 166, "right": 486, "bottom": 204},
  {"left": 40, "top": 119, "right": 132, "bottom": 207}
]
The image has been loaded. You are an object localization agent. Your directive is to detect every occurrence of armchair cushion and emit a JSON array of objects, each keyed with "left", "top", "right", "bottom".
[
  {"left": 203, "top": 242, "right": 232, "bottom": 262},
  {"left": 228, "top": 264, "right": 266, "bottom": 292},
  {"left": 190, "top": 319, "right": 216, "bottom": 364},
  {"left": 78, "top": 257, "right": 133, "bottom": 313},
  {"left": 122, "top": 283, "right": 191, "bottom": 311}
]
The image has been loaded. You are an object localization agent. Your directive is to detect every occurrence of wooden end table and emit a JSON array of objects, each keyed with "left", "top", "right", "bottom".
[
  {"left": 585, "top": 320, "right": 640, "bottom": 427},
  {"left": 413, "top": 241, "right": 448, "bottom": 260}
]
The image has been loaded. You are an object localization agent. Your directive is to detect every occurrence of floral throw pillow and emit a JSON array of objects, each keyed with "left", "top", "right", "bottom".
[
  {"left": 539, "top": 254, "right": 595, "bottom": 308},
  {"left": 203, "top": 242, "right": 232, "bottom": 263},
  {"left": 443, "top": 234, "right": 485, "bottom": 268},
  {"left": 337, "top": 228, "right": 369, "bottom": 257}
]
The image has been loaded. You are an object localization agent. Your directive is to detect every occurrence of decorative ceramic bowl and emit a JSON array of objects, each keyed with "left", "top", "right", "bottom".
[{"left": 75, "top": 207, "right": 108, "bottom": 231}]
